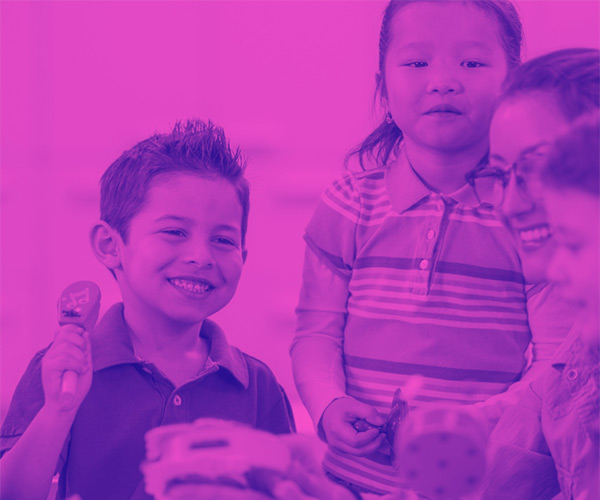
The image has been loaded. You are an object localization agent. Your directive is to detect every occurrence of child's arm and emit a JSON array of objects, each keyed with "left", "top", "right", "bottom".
[
  {"left": 291, "top": 247, "right": 384, "bottom": 455},
  {"left": 472, "top": 378, "right": 561, "bottom": 500},
  {"left": 473, "top": 283, "right": 572, "bottom": 428},
  {"left": 1, "top": 325, "right": 93, "bottom": 500}
]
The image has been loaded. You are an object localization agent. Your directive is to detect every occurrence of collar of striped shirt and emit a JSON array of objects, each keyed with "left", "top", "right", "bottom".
[{"left": 387, "top": 147, "right": 483, "bottom": 213}]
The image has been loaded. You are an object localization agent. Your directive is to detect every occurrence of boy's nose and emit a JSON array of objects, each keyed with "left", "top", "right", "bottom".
[
  {"left": 501, "top": 171, "right": 536, "bottom": 218},
  {"left": 184, "top": 242, "right": 216, "bottom": 268}
]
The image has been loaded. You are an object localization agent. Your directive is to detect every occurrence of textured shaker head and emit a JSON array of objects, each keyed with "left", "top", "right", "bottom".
[
  {"left": 393, "top": 406, "right": 487, "bottom": 499},
  {"left": 58, "top": 281, "right": 101, "bottom": 333}
]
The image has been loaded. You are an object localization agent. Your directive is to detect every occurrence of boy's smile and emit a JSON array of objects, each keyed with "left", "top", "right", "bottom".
[{"left": 114, "top": 172, "right": 245, "bottom": 332}]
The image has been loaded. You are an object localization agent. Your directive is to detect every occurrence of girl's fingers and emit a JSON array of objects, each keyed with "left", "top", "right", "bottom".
[
  {"left": 330, "top": 431, "right": 386, "bottom": 457},
  {"left": 349, "top": 406, "right": 385, "bottom": 427},
  {"left": 352, "top": 428, "right": 381, "bottom": 447},
  {"left": 330, "top": 434, "right": 385, "bottom": 457},
  {"left": 352, "top": 432, "right": 386, "bottom": 456},
  {"left": 334, "top": 424, "right": 381, "bottom": 447}
]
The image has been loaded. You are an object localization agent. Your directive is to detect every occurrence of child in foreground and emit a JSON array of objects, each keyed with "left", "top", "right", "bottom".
[
  {"left": 0, "top": 120, "right": 295, "bottom": 500},
  {"left": 291, "top": 0, "right": 571, "bottom": 495},
  {"left": 476, "top": 112, "right": 599, "bottom": 500}
]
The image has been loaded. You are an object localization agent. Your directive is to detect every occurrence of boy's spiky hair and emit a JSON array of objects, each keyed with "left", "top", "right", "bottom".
[{"left": 100, "top": 119, "right": 250, "bottom": 246}]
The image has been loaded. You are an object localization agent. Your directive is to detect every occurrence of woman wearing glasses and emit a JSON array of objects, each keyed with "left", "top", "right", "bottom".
[
  {"left": 469, "top": 48, "right": 599, "bottom": 284},
  {"left": 469, "top": 48, "right": 599, "bottom": 500}
]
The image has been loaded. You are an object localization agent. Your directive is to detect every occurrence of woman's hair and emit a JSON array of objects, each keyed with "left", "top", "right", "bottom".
[
  {"left": 500, "top": 48, "right": 600, "bottom": 121},
  {"left": 348, "top": 0, "right": 523, "bottom": 170},
  {"left": 543, "top": 111, "right": 600, "bottom": 196}
]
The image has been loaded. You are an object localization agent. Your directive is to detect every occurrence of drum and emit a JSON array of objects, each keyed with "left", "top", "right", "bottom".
[
  {"left": 142, "top": 419, "right": 291, "bottom": 500},
  {"left": 393, "top": 406, "right": 487, "bottom": 499}
]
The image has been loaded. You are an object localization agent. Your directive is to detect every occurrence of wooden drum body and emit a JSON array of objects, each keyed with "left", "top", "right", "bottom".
[{"left": 392, "top": 406, "right": 487, "bottom": 499}]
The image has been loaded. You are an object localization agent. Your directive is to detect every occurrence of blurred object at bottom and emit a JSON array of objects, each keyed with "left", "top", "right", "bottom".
[
  {"left": 142, "top": 419, "right": 357, "bottom": 500},
  {"left": 393, "top": 406, "right": 487, "bottom": 500},
  {"left": 142, "top": 419, "right": 290, "bottom": 500}
]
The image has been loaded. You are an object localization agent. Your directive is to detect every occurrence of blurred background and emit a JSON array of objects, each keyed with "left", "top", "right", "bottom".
[{"left": 1, "top": 0, "right": 599, "bottom": 433}]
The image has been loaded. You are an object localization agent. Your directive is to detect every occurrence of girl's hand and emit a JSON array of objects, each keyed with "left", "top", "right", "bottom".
[
  {"left": 321, "top": 397, "right": 386, "bottom": 456},
  {"left": 41, "top": 325, "right": 93, "bottom": 414}
]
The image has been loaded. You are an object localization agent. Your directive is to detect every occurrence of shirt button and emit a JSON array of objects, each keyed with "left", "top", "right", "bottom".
[
  {"left": 173, "top": 394, "right": 182, "bottom": 406},
  {"left": 566, "top": 369, "right": 578, "bottom": 381},
  {"left": 419, "top": 259, "right": 429, "bottom": 270},
  {"left": 427, "top": 229, "right": 435, "bottom": 240}
]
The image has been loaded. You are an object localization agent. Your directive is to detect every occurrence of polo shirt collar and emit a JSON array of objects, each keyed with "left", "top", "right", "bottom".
[
  {"left": 386, "top": 146, "right": 483, "bottom": 214},
  {"left": 551, "top": 320, "right": 598, "bottom": 371},
  {"left": 200, "top": 317, "right": 250, "bottom": 388},
  {"left": 90, "top": 303, "right": 249, "bottom": 388}
]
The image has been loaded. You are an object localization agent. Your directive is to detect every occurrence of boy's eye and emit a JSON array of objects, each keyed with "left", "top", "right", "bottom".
[
  {"left": 162, "top": 229, "right": 186, "bottom": 237},
  {"left": 404, "top": 61, "right": 428, "bottom": 68},
  {"left": 462, "top": 61, "right": 485, "bottom": 68},
  {"left": 213, "top": 236, "right": 237, "bottom": 247}
]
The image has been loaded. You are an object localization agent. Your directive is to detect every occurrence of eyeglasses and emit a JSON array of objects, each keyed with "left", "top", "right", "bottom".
[{"left": 466, "top": 151, "right": 548, "bottom": 208}]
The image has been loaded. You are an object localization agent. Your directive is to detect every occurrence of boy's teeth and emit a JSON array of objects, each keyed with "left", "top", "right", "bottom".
[
  {"left": 171, "top": 278, "right": 210, "bottom": 293},
  {"left": 519, "top": 225, "right": 550, "bottom": 243}
]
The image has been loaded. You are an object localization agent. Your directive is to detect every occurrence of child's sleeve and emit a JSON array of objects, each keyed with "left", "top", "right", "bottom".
[
  {"left": 473, "top": 377, "right": 561, "bottom": 500},
  {"left": 1, "top": 346, "right": 71, "bottom": 474},
  {"left": 525, "top": 283, "right": 573, "bottom": 364},
  {"left": 475, "top": 283, "right": 572, "bottom": 426},
  {"left": 290, "top": 174, "right": 360, "bottom": 429},
  {"left": 1, "top": 350, "right": 47, "bottom": 458},
  {"left": 256, "top": 382, "right": 296, "bottom": 435},
  {"left": 249, "top": 356, "right": 296, "bottom": 434}
]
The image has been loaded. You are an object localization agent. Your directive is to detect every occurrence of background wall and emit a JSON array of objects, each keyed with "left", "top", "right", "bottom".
[{"left": 2, "top": 1, "right": 599, "bottom": 433}]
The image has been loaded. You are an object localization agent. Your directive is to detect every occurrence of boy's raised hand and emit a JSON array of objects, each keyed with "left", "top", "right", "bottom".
[
  {"left": 42, "top": 325, "right": 93, "bottom": 413},
  {"left": 321, "top": 397, "right": 386, "bottom": 456}
]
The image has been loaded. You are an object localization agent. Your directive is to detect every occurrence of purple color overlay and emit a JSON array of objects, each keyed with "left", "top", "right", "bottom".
[{"left": 0, "top": 2, "right": 599, "bottom": 498}]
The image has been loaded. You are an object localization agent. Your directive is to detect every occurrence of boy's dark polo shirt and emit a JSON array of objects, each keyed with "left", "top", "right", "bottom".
[{"left": 0, "top": 303, "right": 295, "bottom": 500}]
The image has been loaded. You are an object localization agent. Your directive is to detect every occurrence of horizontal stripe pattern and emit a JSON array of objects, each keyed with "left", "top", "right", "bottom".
[{"left": 305, "top": 167, "right": 530, "bottom": 493}]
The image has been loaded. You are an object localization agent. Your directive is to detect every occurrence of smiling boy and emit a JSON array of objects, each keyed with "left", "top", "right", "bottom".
[{"left": 0, "top": 120, "right": 295, "bottom": 500}]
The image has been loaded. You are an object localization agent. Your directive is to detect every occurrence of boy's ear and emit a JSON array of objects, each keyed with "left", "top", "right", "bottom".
[
  {"left": 242, "top": 248, "right": 248, "bottom": 264},
  {"left": 90, "top": 221, "right": 123, "bottom": 271}
]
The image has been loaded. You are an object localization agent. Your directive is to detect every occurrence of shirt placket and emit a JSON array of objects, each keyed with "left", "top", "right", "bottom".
[
  {"left": 137, "top": 359, "right": 220, "bottom": 425},
  {"left": 160, "top": 360, "right": 220, "bottom": 424},
  {"left": 411, "top": 193, "right": 446, "bottom": 296}
]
